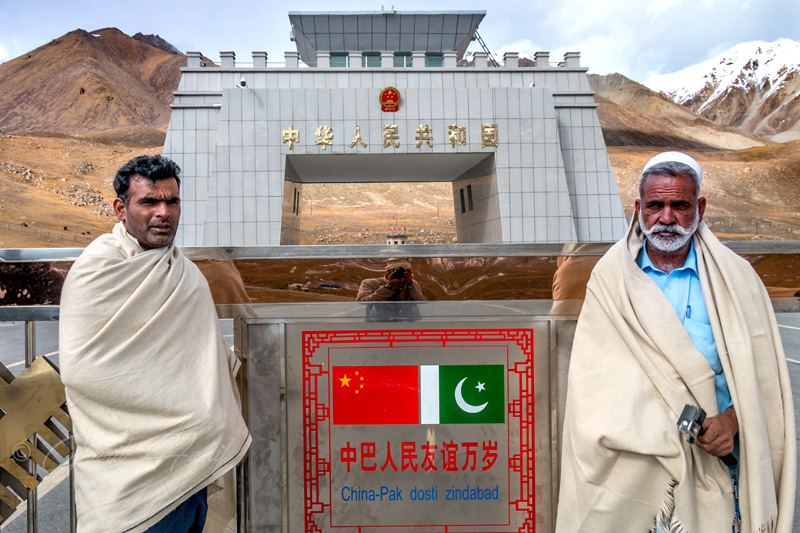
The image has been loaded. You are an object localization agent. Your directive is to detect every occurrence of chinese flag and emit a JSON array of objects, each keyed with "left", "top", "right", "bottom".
[{"left": 332, "top": 366, "right": 419, "bottom": 425}]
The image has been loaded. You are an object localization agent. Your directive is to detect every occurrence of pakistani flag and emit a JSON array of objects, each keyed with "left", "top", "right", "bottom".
[{"left": 420, "top": 365, "right": 505, "bottom": 424}]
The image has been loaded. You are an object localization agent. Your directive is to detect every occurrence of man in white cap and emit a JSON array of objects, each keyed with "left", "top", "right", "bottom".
[{"left": 556, "top": 152, "right": 795, "bottom": 532}]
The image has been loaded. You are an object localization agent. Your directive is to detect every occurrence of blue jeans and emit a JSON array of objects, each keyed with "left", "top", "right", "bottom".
[{"left": 146, "top": 487, "right": 208, "bottom": 533}]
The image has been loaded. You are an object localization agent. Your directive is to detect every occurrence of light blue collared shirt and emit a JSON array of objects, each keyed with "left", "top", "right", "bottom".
[{"left": 637, "top": 240, "right": 733, "bottom": 415}]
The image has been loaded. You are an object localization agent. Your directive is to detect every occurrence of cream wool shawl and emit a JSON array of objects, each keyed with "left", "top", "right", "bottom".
[
  {"left": 556, "top": 218, "right": 795, "bottom": 533},
  {"left": 59, "top": 222, "right": 251, "bottom": 533}
]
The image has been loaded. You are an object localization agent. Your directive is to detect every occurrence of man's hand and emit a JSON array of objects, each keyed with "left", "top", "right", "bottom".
[
  {"left": 386, "top": 277, "right": 406, "bottom": 289},
  {"left": 696, "top": 406, "right": 738, "bottom": 457}
]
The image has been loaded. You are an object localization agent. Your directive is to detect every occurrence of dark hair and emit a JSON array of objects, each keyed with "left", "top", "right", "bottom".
[{"left": 114, "top": 155, "right": 181, "bottom": 206}]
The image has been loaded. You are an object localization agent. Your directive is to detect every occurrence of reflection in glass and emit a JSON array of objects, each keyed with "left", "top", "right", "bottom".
[{"left": 0, "top": 252, "right": 798, "bottom": 305}]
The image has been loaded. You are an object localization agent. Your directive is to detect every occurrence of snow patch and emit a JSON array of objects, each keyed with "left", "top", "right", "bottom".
[{"left": 643, "top": 39, "right": 800, "bottom": 113}]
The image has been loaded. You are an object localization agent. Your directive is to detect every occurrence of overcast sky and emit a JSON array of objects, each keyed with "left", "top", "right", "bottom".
[{"left": 1, "top": 0, "right": 798, "bottom": 81}]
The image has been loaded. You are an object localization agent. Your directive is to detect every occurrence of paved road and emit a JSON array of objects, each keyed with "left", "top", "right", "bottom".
[{"left": 1, "top": 316, "right": 799, "bottom": 531}]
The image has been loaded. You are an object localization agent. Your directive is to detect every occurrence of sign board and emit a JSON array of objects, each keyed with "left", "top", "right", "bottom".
[{"left": 293, "top": 327, "right": 536, "bottom": 531}]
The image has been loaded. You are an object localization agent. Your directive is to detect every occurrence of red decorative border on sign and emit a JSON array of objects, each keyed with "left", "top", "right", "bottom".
[{"left": 302, "top": 329, "right": 535, "bottom": 533}]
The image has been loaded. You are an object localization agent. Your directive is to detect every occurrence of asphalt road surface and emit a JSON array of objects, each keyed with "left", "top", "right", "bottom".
[{"left": 1, "top": 316, "right": 799, "bottom": 532}]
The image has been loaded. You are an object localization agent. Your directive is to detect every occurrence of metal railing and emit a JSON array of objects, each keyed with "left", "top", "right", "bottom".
[
  {"left": 0, "top": 222, "right": 93, "bottom": 246},
  {"left": 0, "top": 318, "right": 74, "bottom": 533}
]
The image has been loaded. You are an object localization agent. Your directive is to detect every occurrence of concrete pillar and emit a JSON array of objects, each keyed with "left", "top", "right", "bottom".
[
  {"left": 285, "top": 51, "right": 299, "bottom": 68},
  {"left": 317, "top": 51, "right": 330, "bottom": 68},
  {"left": 252, "top": 51, "right": 268, "bottom": 68},
  {"left": 503, "top": 52, "right": 519, "bottom": 68},
  {"left": 443, "top": 51, "right": 457, "bottom": 68},
  {"left": 534, "top": 51, "right": 550, "bottom": 68},
  {"left": 473, "top": 51, "right": 488, "bottom": 67},
  {"left": 563, "top": 52, "right": 580, "bottom": 67},
  {"left": 349, "top": 52, "right": 362, "bottom": 68},
  {"left": 412, "top": 51, "right": 425, "bottom": 68},
  {"left": 187, "top": 51, "right": 204, "bottom": 68},
  {"left": 381, "top": 51, "right": 394, "bottom": 68},
  {"left": 220, "top": 51, "right": 235, "bottom": 68}
]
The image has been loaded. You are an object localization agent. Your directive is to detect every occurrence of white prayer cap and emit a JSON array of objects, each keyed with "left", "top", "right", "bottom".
[{"left": 642, "top": 151, "right": 702, "bottom": 185}]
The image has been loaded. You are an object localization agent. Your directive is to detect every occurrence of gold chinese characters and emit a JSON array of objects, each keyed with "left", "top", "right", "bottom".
[
  {"left": 415, "top": 124, "right": 433, "bottom": 148},
  {"left": 448, "top": 124, "right": 467, "bottom": 147},
  {"left": 281, "top": 124, "right": 500, "bottom": 150},
  {"left": 383, "top": 125, "right": 400, "bottom": 148},
  {"left": 349, "top": 125, "right": 367, "bottom": 148},
  {"left": 481, "top": 124, "right": 499, "bottom": 148},
  {"left": 314, "top": 125, "right": 334, "bottom": 149},
  {"left": 281, "top": 125, "right": 299, "bottom": 150}
]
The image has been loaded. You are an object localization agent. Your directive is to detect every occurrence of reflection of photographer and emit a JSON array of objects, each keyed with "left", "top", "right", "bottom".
[{"left": 356, "top": 259, "right": 426, "bottom": 301}]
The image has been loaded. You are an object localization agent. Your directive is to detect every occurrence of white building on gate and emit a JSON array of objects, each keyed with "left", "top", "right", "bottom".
[{"left": 163, "top": 11, "right": 627, "bottom": 246}]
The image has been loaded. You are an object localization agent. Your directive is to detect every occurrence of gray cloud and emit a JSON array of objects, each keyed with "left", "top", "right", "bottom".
[{"left": 1, "top": 0, "right": 797, "bottom": 81}]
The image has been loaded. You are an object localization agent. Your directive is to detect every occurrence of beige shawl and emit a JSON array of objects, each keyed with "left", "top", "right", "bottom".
[
  {"left": 556, "top": 218, "right": 795, "bottom": 533},
  {"left": 60, "top": 222, "right": 251, "bottom": 533}
]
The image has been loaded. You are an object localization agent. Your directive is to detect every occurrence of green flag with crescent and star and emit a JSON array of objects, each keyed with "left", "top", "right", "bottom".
[{"left": 420, "top": 364, "right": 505, "bottom": 424}]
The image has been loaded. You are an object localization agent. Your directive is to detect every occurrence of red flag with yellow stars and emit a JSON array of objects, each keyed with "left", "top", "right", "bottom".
[{"left": 332, "top": 366, "right": 419, "bottom": 425}]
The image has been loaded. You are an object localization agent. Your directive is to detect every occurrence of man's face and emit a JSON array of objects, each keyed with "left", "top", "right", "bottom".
[
  {"left": 635, "top": 173, "right": 705, "bottom": 253},
  {"left": 113, "top": 176, "right": 181, "bottom": 249}
]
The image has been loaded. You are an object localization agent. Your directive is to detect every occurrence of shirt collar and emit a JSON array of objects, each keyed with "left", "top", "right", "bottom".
[{"left": 639, "top": 238, "right": 698, "bottom": 275}]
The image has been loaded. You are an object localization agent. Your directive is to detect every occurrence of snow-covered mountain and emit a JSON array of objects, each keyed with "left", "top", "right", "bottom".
[{"left": 643, "top": 40, "right": 800, "bottom": 138}]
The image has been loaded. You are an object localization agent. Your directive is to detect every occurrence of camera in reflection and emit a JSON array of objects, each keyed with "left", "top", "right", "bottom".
[{"left": 389, "top": 267, "right": 408, "bottom": 281}]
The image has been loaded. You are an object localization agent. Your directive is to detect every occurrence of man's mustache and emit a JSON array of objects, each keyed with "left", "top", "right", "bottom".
[{"left": 646, "top": 222, "right": 693, "bottom": 236}]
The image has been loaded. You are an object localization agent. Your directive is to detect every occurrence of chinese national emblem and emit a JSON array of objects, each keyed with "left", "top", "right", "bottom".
[{"left": 379, "top": 87, "right": 400, "bottom": 112}]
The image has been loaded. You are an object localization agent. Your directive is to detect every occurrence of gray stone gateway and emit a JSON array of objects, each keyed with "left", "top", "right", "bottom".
[{"left": 163, "top": 11, "right": 627, "bottom": 246}]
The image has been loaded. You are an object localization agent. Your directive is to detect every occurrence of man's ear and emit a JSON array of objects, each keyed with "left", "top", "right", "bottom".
[
  {"left": 698, "top": 197, "right": 706, "bottom": 223},
  {"left": 113, "top": 198, "right": 126, "bottom": 223}
]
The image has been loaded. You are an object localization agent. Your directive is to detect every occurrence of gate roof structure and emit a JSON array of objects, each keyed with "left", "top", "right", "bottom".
[{"left": 289, "top": 11, "right": 486, "bottom": 66}]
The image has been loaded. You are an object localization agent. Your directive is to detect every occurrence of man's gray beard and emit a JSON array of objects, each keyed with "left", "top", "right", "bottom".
[{"left": 640, "top": 210, "right": 699, "bottom": 253}]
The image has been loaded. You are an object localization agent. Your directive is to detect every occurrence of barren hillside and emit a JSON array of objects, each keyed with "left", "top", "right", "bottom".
[
  {"left": 0, "top": 132, "right": 159, "bottom": 247},
  {"left": 1, "top": 133, "right": 798, "bottom": 247},
  {"left": 0, "top": 28, "right": 185, "bottom": 134},
  {"left": 593, "top": 94, "right": 715, "bottom": 149},
  {"left": 589, "top": 73, "right": 767, "bottom": 150},
  {"left": 301, "top": 182, "right": 457, "bottom": 244}
]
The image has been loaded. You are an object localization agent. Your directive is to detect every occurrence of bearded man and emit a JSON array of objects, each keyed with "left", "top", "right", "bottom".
[
  {"left": 59, "top": 155, "right": 251, "bottom": 532},
  {"left": 556, "top": 152, "right": 795, "bottom": 532}
]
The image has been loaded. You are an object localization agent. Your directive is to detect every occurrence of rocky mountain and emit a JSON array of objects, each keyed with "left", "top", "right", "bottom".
[
  {"left": 588, "top": 73, "right": 766, "bottom": 150},
  {"left": 643, "top": 39, "right": 800, "bottom": 139},
  {"left": 0, "top": 28, "right": 186, "bottom": 135},
  {"left": 132, "top": 33, "right": 181, "bottom": 55}
]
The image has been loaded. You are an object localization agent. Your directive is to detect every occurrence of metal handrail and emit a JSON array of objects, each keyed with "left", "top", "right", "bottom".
[{"left": 2, "top": 240, "right": 800, "bottom": 263}]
